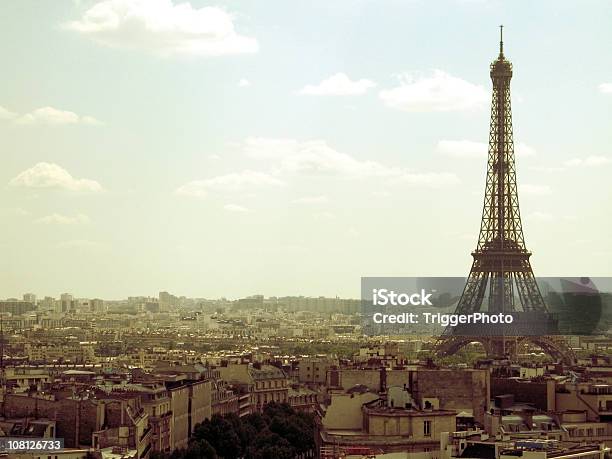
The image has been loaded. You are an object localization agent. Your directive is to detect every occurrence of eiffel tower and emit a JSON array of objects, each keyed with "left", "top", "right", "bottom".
[{"left": 435, "top": 27, "right": 574, "bottom": 365}]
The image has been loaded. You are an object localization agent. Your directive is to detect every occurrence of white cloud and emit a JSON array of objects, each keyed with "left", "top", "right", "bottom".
[
  {"left": 175, "top": 183, "right": 207, "bottom": 199},
  {"left": 516, "top": 143, "right": 537, "bottom": 157},
  {"left": 238, "top": 78, "right": 251, "bottom": 87},
  {"left": 176, "top": 170, "right": 284, "bottom": 198},
  {"left": 36, "top": 213, "right": 91, "bottom": 225},
  {"left": 208, "top": 154, "right": 221, "bottom": 160},
  {"left": 0, "top": 106, "right": 17, "bottom": 120},
  {"left": 520, "top": 184, "right": 552, "bottom": 195},
  {"left": 598, "top": 83, "right": 612, "bottom": 94},
  {"left": 298, "top": 73, "right": 376, "bottom": 96},
  {"left": 292, "top": 195, "right": 328, "bottom": 204},
  {"left": 178, "top": 138, "right": 460, "bottom": 200},
  {"left": 15, "top": 107, "right": 102, "bottom": 125},
  {"left": 436, "top": 140, "right": 535, "bottom": 158},
  {"left": 379, "top": 70, "right": 488, "bottom": 112},
  {"left": 563, "top": 156, "right": 612, "bottom": 167},
  {"left": 192, "top": 170, "right": 284, "bottom": 192},
  {"left": 83, "top": 116, "right": 102, "bottom": 125},
  {"left": 9, "top": 163, "right": 103, "bottom": 192},
  {"left": 437, "top": 140, "right": 486, "bottom": 159},
  {"left": 243, "top": 137, "right": 460, "bottom": 187},
  {"left": 223, "top": 204, "right": 250, "bottom": 213},
  {"left": 244, "top": 138, "right": 394, "bottom": 178},
  {"left": 65, "top": 0, "right": 258, "bottom": 57}
]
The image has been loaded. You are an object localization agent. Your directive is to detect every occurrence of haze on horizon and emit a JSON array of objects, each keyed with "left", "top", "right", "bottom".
[{"left": 1, "top": 0, "right": 611, "bottom": 300}]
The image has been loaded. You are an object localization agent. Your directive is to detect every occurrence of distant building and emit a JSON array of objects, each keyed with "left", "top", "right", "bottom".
[
  {"left": 218, "top": 362, "right": 289, "bottom": 411},
  {"left": 24, "top": 342, "right": 96, "bottom": 364},
  {"left": 3, "top": 367, "right": 52, "bottom": 392},
  {"left": 91, "top": 298, "right": 105, "bottom": 313},
  {"left": 0, "top": 300, "right": 36, "bottom": 315},
  {"left": 159, "top": 291, "right": 179, "bottom": 311},
  {"left": 60, "top": 293, "right": 73, "bottom": 313},
  {"left": 38, "top": 296, "right": 56, "bottom": 311},
  {"left": 211, "top": 379, "right": 240, "bottom": 417},
  {"left": 132, "top": 366, "right": 213, "bottom": 451},
  {"left": 288, "top": 386, "right": 319, "bottom": 413},
  {"left": 299, "top": 356, "right": 338, "bottom": 385},
  {"left": 326, "top": 367, "right": 490, "bottom": 426},
  {"left": 166, "top": 377, "right": 211, "bottom": 449},
  {"left": 23, "top": 293, "right": 37, "bottom": 304},
  {"left": 442, "top": 430, "right": 609, "bottom": 459},
  {"left": 144, "top": 301, "right": 160, "bottom": 313},
  {"left": 3, "top": 390, "right": 150, "bottom": 454},
  {"left": 317, "top": 387, "right": 457, "bottom": 457},
  {"left": 119, "top": 382, "right": 172, "bottom": 453}
]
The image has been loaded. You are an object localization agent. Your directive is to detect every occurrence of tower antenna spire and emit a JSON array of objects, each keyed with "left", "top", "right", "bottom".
[{"left": 499, "top": 24, "right": 504, "bottom": 57}]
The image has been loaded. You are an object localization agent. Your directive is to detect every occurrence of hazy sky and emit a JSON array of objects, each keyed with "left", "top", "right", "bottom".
[{"left": 1, "top": 0, "right": 611, "bottom": 300}]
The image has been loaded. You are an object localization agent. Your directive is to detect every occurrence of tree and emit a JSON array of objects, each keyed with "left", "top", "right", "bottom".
[
  {"left": 171, "top": 402, "right": 315, "bottom": 459},
  {"left": 193, "top": 415, "right": 242, "bottom": 458},
  {"left": 182, "top": 440, "right": 218, "bottom": 459}
]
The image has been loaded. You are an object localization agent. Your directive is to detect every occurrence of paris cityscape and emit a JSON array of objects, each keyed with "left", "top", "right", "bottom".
[{"left": 2, "top": 1, "right": 612, "bottom": 459}]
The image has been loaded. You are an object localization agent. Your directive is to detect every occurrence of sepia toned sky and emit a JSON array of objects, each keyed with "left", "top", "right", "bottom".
[{"left": 1, "top": 0, "right": 611, "bottom": 299}]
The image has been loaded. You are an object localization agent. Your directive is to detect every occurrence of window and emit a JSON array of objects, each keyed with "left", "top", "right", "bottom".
[{"left": 424, "top": 420, "right": 432, "bottom": 437}]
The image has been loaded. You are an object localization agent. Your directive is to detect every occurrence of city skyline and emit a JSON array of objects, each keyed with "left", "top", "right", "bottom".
[{"left": 1, "top": 0, "right": 611, "bottom": 299}]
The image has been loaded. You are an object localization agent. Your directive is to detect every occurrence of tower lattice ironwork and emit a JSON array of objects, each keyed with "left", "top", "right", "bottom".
[{"left": 435, "top": 27, "right": 574, "bottom": 364}]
